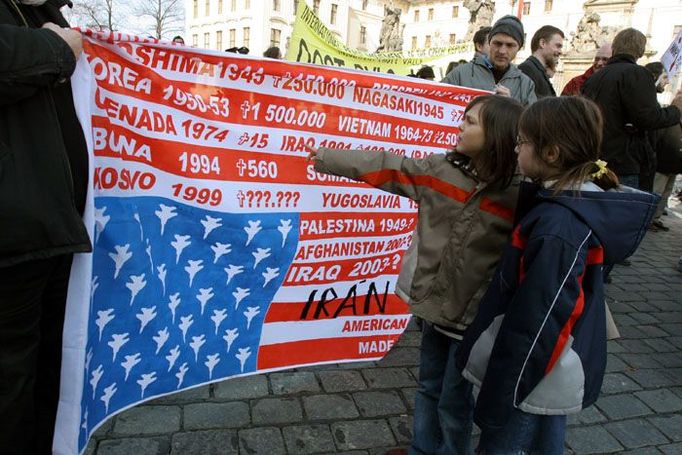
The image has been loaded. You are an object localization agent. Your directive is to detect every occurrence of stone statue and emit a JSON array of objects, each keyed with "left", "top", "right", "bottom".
[
  {"left": 569, "top": 12, "right": 618, "bottom": 54},
  {"left": 463, "top": 0, "right": 495, "bottom": 41},
  {"left": 377, "top": 6, "right": 403, "bottom": 52}
]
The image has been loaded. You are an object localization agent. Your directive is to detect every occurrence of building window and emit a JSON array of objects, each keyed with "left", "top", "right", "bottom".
[
  {"left": 229, "top": 28, "right": 236, "bottom": 47},
  {"left": 192, "top": 34, "right": 198, "bottom": 46},
  {"left": 204, "top": 32, "right": 210, "bottom": 48},
  {"left": 205, "top": 0, "right": 210, "bottom": 15},
  {"left": 411, "top": 36, "right": 417, "bottom": 49},
  {"left": 330, "top": 4, "right": 337, "bottom": 24},
  {"left": 544, "top": 0, "right": 552, "bottom": 12},
  {"left": 271, "top": 28, "right": 281, "bottom": 47},
  {"left": 362, "top": 0, "right": 368, "bottom": 10},
  {"left": 360, "top": 26, "right": 367, "bottom": 44},
  {"left": 449, "top": 33, "right": 456, "bottom": 45},
  {"left": 193, "top": 0, "right": 198, "bottom": 18},
  {"left": 313, "top": 0, "right": 320, "bottom": 14},
  {"left": 428, "top": 8, "right": 433, "bottom": 21},
  {"left": 425, "top": 35, "right": 431, "bottom": 48},
  {"left": 218, "top": 0, "right": 222, "bottom": 14},
  {"left": 293, "top": 0, "right": 298, "bottom": 13},
  {"left": 452, "top": 5, "right": 459, "bottom": 18},
  {"left": 414, "top": 10, "right": 419, "bottom": 21},
  {"left": 243, "top": 27, "right": 250, "bottom": 48},
  {"left": 273, "top": 0, "right": 280, "bottom": 11},
  {"left": 216, "top": 30, "right": 223, "bottom": 49},
  {"left": 230, "top": 0, "right": 236, "bottom": 11},
  {"left": 523, "top": 2, "right": 531, "bottom": 15},
  {"left": 245, "top": 0, "right": 250, "bottom": 8}
]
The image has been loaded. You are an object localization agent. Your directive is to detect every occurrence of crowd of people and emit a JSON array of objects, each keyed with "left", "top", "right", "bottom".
[{"left": 1, "top": 1, "right": 682, "bottom": 454}]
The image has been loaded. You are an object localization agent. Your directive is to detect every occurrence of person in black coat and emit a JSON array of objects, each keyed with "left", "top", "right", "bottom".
[
  {"left": 519, "top": 25, "right": 564, "bottom": 98},
  {"left": 0, "top": 0, "right": 91, "bottom": 453},
  {"left": 582, "top": 28, "right": 682, "bottom": 190}
]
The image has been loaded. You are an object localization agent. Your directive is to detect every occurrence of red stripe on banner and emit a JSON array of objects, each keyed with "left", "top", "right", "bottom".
[
  {"left": 257, "top": 334, "right": 405, "bottom": 369},
  {"left": 480, "top": 197, "right": 514, "bottom": 223},
  {"left": 298, "top": 212, "right": 417, "bottom": 241},
  {"left": 264, "top": 294, "right": 410, "bottom": 322},
  {"left": 360, "top": 170, "right": 473, "bottom": 203},
  {"left": 283, "top": 252, "right": 406, "bottom": 285}
]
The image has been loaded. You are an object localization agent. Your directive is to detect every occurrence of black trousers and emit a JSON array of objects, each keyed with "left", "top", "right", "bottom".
[{"left": 0, "top": 255, "right": 72, "bottom": 455}]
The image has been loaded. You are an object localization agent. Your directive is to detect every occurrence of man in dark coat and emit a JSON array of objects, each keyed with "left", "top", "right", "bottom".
[
  {"left": 582, "top": 28, "right": 682, "bottom": 190},
  {"left": 0, "top": 0, "right": 91, "bottom": 453},
  {"left": 519, "top": 25, "right": 564, "bottom": 98}
]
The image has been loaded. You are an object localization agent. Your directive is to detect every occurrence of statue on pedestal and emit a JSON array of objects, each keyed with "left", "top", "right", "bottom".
[
  {"left": 377, "top": 6, "right": 404, "bottom": 52},
  {"left": 569, "top": 12, "right": 618, "bottom": 54},
  {"left": 463, "top": 0, "right": 495, "bottom": 41}
]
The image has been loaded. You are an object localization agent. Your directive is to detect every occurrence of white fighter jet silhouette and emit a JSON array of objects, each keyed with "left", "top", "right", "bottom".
[
  {"left": 201, "top": 215, "right": 222, "bottom": 239},
  {"left": 153, "top": 327, "right": 170, "bottom": 354},
  {"left": 232, "top": 287, "right": 250, "bottom": 309},
  {"left": 90, "top": 365, "right": 104, "bottom": 400},
  {"left": 133, "top": 212, "right": 144, "bottom": 241},
  {"left": 108, "top": 333, "right": 129, "bottom": 362},
  {"left": 262, "top": 267, "right": 280, "bottom": 287},
  {"left": 205, "top": 353, "right": 220, "bottom": 379},
  {"left": 176, "top": 362, "right": 189, "bottom": 389},
  {"left": 244, "top": 220, "right": 262, "bottom": 246},
  {"left": 178, "top": 315, "right": 194, "bottom": 343},
  {"left": 94, "top": 206, "right": 110, "bottom": 243},
  {"left": 190, "top": 334, "right": 206, "bottom": 362},
  {"left": 185, "top": 259, "right": 204, "bottom": 287},
  {"left": 168, "top": 293, "right": 181, "bottom": 324},
  {"left": 166, "top": 345, "right": 181, "bottom": 372},
  {"left": 126, "top": 274, "right": 147, "bottom": 306},
  {"left": 236, "top": 347, "right": 251, "bottom": 373},
  {"left": 85, "top": 347, "right": 93, "bottom": 372},
  {"left": 156, "top": 264, "right": 167, "bottom": 295},
  {"left": 137, "top": 372, "right": 157, "bottom": 398},
  {"left": 211, "top": 242, "right": 232, "bottom": 263},
  {"left": 244, "top": 306, "right": 261, "bottom": 330},
  {"left": 224, "top": 264, "right": 244, "bottom": 285},
  {"left": 155, "top": 204, "right": 177, "bottom": 236},
  {"left": 223, "top": 328, "right": 239, "bottom": 353},
  {"left": 100, "top": 383, "right": 117, "bottom": 414},
  {"left": 109, "top": 244, "right": 132, "bottom": 279},
  {"left": 136, "top": 306, "right": 157, "bottom": 334},
  {"left": 90, "top": 276, "right": 99, "bottom": 309},
  {"left": 171, "top": 235, "right": 191, "bottom": 264},
  {"left": 95, "top": 309, "right": 115, "bottom": 341},
  {"left": 277, "top": 219, "right": 292, "bottom": 247},
  {"left": 211, "top": 309, "right": 228, "bottom": 335},
  {"left": 196, "top": 287, "right": 214, "bottom": 315},
  {"left": 121, "top": 353, "right": 141, "bottom": 381},
  {"left": 252, "top": 248, "right": 271, "bottom": 269}
]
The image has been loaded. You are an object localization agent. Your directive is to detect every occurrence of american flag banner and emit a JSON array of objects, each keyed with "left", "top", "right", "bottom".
[{"left": 55, "top": 30, "right": 483, "bottom": 454}]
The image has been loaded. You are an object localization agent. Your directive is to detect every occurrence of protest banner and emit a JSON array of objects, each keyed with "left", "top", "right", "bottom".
[
  {"left": 54, "top": 30, "right": 483, "bottom": 454},
  {"left": 661, "top": 30, "right": 682, "bottom": 77},
  {"left": 285, "top": 1, "right": 471, "bottom": 74}
]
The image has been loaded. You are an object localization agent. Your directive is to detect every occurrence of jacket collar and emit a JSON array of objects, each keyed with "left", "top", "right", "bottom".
[
  {"left": 472, "top": 54, "right": 523, "bottom": 79},
  {"left": 608, "top": 54, "right": 638, "bottom": 65}
]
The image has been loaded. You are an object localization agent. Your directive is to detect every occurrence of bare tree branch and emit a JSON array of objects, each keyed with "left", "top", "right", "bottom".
[
  {"left": 70, "top": 0, "right": 124, "bottom": 31},
  {"left": 133, "top": 0, "right": 185, "bottom": 39}
]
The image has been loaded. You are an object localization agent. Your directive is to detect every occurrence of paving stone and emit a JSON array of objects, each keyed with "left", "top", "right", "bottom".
[
  {"left": 638, "top": 326, "right": 671, "bottom": 338},
  {"left": 659, "top": 442, "right": 682, "bottom": 454},
  {"left": 361, "top": 367, "right": 415, "bottom": 388},
  {"left": 669, "top": 337, "right": 682, "bottom": 349},
  {"left": 619, "top": 353, "right": 663, "bottom": 369},
  {"left": 91, "top": 416, "right": 115, "bottom": 439},
  {"left": 620, "top": 448, "right": 663, "bottom": 455},
  {"left": 565, "top": 425, "right": 623, "bottom": 454},
  {"left": 649, "top": 415, "right": 682, "bottom": 442},
  {"left": 604, "top": 419, "right": 669, "bottom": 449},
  {"left": 627, "top": 368, "right": 677, "bottom": 388},
  {"left": 113, "top": 406, "right": 181, "bottom": 435},
  {"left": 605, "top": 354, "right": 629, "bottom": 373},
  {"left": 635, "top": 389, "right": 682, "bottom": 413},
  {"left": 332, "top": 420, "right": 396, "bottom": 450},
  {"left": 567, "top": 406, "right": 607, "bottom": 426},
  {"left": 596, "top": 394, "right": 652, "bottom": 419},
  {"left": 270, "top": 372, "right": 320, "bottom": 395},
  {"left": 252, "top": 397, "right": 303, "bottom": 425},
  {"left": 396, "top": 330, "right": 422, "bottom": 347},
  {"left": 379, "top": 347, "right": 420, "bottom": 367},
  {"left": 601, "top": 373, "right": 643, "bottom": 394},
  {"left": 648, "top": 300, "right": 680, "bottom": 311},
  {"left": 282, "top": 425, "right": 336, "bottom": 454},
  {"left": 184, "top": 402, "right": 250, "bottom": 430},
  {"left": 353, "top": 390, "right": 407, "bottom": 417},
  {"left": 97, "top": 437, "right": 169, "bottom": 455},
  {"left": 663, "top": 368, "right": 682, "bottom": 386},
  {"left": 630, "top": 313, "right": 661, "bottom": 324},
  {"left": 607, "top": 340, "right": 628, "bottom": 353},
  {"left": 302, "top": 394, "right": 359, "bottom": 420},
  {"left": 338, "top": 361, "right": 376, "bottom": 370},
  {"left": 318, "top": 370, "right": 367, "bottom": 393},
  {"left": 170, "top": 429, "right": 239, "bottom": 454},
  {"left": 388, "top": 415, "right": 413, "bottom": 445},
  {"left": 238, "top": 427, "right": 285, "bottom": 454},
  {"left": 409, "top": 366, "right": 420, "bottom": 381},
  {"left": 401, "top": 387, "right": 417, "bottom": 411},
  {"left": 84, "top": 439, "right": 97, "bottom": 455},
  {"left": 619, "top": 339, "right": 656, "bottom": 353},
  {"left": 213, "top": 375, "right": 269, "bottom": 400},
  {"left": 148, "top": 385, "right": 210, "bottom": 404},
  {"left": 654, "top": 312, "right": 682, "bottom": 323},
  {"left": 614, "top": 314, "right": 639, "bottom": 326},
  {"left": 652, "top": 353, "right": 682, "bottom": 368},
  {"left": 659, "top": 324, "right": 682, "bottom": 336}
]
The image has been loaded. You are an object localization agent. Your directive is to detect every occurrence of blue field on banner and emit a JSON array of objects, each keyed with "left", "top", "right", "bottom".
[{"left": 79, "top": 196, "right": 299, "bottom": 448}]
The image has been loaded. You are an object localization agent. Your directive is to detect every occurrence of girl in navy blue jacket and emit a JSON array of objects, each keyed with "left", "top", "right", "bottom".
[{"left": 456, "top": 96, "right": 659, "bottom": 454}]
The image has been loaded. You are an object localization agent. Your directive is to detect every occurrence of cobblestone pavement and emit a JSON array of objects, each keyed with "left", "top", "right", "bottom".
[{"left": 87, "top": 197, "right": 682, "bottom": 455}]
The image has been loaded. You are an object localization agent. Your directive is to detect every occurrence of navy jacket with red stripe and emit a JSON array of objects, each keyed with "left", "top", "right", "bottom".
[{"left": 456, "top": 181, "right": 658, "bottom": 432}]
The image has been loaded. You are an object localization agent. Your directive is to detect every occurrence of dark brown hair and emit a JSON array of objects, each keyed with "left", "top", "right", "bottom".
[
  {"left": 612, "top": 28, "right": 646, "bottom": 59},
  {"left": 263, "top": 46, "right": 281, "bottom": 58},
  {"left": 463, "top": 95, "right": 524, "bottom": 188},
  {"left": 530, "top": 25, "right": 564, "bottom": 53},
  {"left": 518, "top": 96, "right": 619, "bottom": 193},
  {"left": 473, "top": 26, "right": 491, "bottom": 48}
]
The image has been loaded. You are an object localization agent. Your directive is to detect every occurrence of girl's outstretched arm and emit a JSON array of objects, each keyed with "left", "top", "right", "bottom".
[{"left": 306, "top": 145, "right": 439, "bottom": 202}]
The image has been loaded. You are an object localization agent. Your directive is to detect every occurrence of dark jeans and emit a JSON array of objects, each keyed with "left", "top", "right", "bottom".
[
  {"left": 410, "top": 322, "right": 474, "bottom": 455},
  {"left": 0, "top": 255, "right": 72, "bottom": 455},
  {"left": 617, "top": 174, "right": 640, "bottom": 190},
  {"left": 478, "top": 409, "right": 567, "bottom": 455}
]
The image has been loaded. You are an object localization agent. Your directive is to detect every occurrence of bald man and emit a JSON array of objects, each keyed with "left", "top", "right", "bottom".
[{"left": 561, "top": 43, "right": 612, "bottom": 96}]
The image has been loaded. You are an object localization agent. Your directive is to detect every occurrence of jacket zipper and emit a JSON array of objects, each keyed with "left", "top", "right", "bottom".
[{"left": 9, "top": 0, "right": 29, "bottom": 27}]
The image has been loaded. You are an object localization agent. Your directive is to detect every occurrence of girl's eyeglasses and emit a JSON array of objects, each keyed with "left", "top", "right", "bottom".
[{"left": 516, "top": 136, "right": 532, "bottom": 147}]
